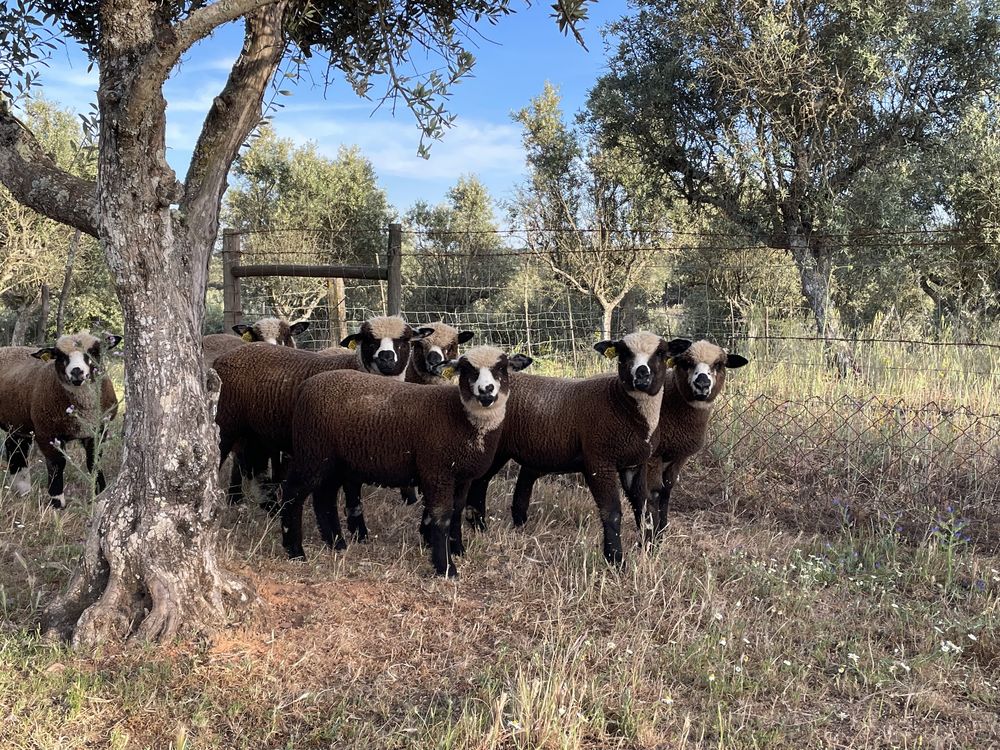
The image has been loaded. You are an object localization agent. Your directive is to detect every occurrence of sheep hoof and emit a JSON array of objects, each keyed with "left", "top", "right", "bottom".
[
  {"left": 437, "top": 564, "right": 459, "bottom": 579},
  {"left": 287, "top": 550, "right": 307, "bottom": 561},
  {"left": 49, "top": 494, "right": 66, "bottom": 509},
  {"left": 450, "top": 538, "right": 466, "bottom": 557},
  {"left": 465, "top": 510, "right": 487, "bottom": 532},
  {"left": 333, "top": 537, "right": 348, "bottom": 552},
  {"left": 512, "top": 512, "right": 529, "bottom": 527}
]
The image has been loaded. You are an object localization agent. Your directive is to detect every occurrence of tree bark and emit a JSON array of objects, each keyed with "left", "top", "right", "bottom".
[
  {"left": 56, "top": 230, "right": 81, "bottom": 338},
  {"left": 40, "top": 3, "right": 286, "bottom": 645},
  {"left": 36, "top": 283, "right": 49, "bottom": 343},
  {"left": 10, "top": 291, "right": 41, "bottom": 345},
  {"left": 600, "top": 303, "right": 614, "bottom": 341}
]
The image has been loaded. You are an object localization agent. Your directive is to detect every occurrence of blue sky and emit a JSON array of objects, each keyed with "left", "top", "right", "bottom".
[{"left": 37, "top": 2, "right": 626, "bottom": 214}]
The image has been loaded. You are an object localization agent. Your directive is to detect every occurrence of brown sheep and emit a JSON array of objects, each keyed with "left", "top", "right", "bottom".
[
  {"left": 203, "top": 316, "right": 309, "bottom": 368},
  {"left": 646, "top": 338, "right": 748, "bottom": 534},
  {"left": 214, "top": 315, "right": 428, "bottom": 504},
  {"left": 278, "top": 346, "right": 532, "bottom": 576},
  {"left": 0, "top": 331, "right": 121, "bottom": 507},
  {"left": 464, "top": 332, "right": 674, "bottom": 566},
  {"left": 404, "top": 321, "right": 475, "bottom": 384}
]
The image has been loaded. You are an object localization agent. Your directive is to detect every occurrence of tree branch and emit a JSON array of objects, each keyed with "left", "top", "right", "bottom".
[
  {"left": 132, "top": 0, "right": 280, "bottom": 119},
  {"left": 0, "top": 100, "right": 97, "bottom": 236},
  {"left": 180, "top": 2, "right": 287, "bottom": 297}
]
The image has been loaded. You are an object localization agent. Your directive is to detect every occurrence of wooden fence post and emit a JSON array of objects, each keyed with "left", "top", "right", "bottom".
[
  {"left": 387, "top": 223, "right": 402, "bottom": 316},
  {"left": 222, "top": 229, "right": 243, "bottom": 330}
]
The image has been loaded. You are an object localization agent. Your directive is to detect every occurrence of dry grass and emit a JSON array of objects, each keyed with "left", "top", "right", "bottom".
[{"left": 1, "top": 458, "right": 998, "bottom": 749}]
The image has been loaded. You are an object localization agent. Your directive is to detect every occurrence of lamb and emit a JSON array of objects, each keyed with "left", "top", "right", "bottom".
[
  {"left": 464, "top": 332, "right": 674, "bottom": 565},
  {"left": 203, "top": 316, "right": 309, "bottom": 368},
  {"left": 278, "top": 345, "right": 533, "bottom": 576},
  {"left": 645, "top": 338, "right": 748, "bottom": 534},
  {"left": 0, "top": 331, "right": 121, "bottom": 507},
  {"left": 214, "top": 315, "right": 428, "bottom": 503}
]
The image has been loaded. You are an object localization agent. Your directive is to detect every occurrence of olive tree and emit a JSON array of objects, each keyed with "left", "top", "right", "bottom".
[{"left": 0, "top": 0, "right": 589, "bottom": 646}]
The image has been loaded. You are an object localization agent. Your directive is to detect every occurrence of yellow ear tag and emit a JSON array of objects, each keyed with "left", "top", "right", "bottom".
[
  {"left": 40, "top": 351, "right": 54, "bottom": 362},
  {"left": 240, "top": 332, "right": 254, "bottom": 342},
  {"left": 440, "top": 365, "right": 456, "bottom": 379},
  {"left": 666, "top": 357, "right": 675, "bottom": 368},
  {"left": 603, "top": 347, "right": 618, "bottom": 360},
  {"left": 347, "top": 339, "right": 358, "bottom": 350}
]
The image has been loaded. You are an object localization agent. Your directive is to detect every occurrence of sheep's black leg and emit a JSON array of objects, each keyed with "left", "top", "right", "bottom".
[
  {"left": 449, "top": 481, "right": 471, "bottom": 557},
  {"left": 226, "top": 459, "right": 244, "bottom": 505},
  {"left": 344, "top": 480, "right": 369, "bottom": 542},
  {"left": 278, "top": 460, "right": 316, "bottom": 559},
  {"left": 466, "top": 456, "right": 507, "bottom": 532},
  {"left": 619, "top": 466, "right": 654, "bottom": 548},
  {"left": 400, "top": 485, "right": 419, "bottom": 505},
  {"left": 585, "top": 466, "right": 625, "bottom": 567},
  {"left": 654, "top": 461, "right": 681, "bottom": 537},
  {"left": 81, "top": 437, "right": 107, "bottom": 494},
  {"left": 37, "top": 436, "right": 68, "bottom": 509},
  {"left": 4, "top": 432, "right": 30, "bottom": 474},
  {"left": 423, "top": 482, "right": 458, "bottom": 578},
  {"left": 511, "top": 466, "right": 540, "bottom": 527},
  {"left": 313, "top": 473, "right": 347, "bottom": 551}
]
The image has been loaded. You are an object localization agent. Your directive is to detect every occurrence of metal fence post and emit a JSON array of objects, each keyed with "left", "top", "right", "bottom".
[
  {"left": 387, "top": 223, "right": 402, "bottom": 316},
  {"left": 222, "top": 229, "right": 243, "bottom": 330}
]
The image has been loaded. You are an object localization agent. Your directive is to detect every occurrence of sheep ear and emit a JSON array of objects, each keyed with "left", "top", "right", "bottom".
[
  {"left": 666, "top": 338, "right": 693, "bottom": 356},
  {"left": 32, "top": 347, "right": 57, "bottom": 362},
  {"left": 104, "top": 334, "right": 123, "bottom": 350},
  {"left": 233, "top": 324, "right": 253, "bottom": 342},
  {"left": 457, "top": 331, "right": 475, "bottom": 345},
  {"left": 594, "top": 340, "right": 618, "bottom": 360},
  {"left": 508, "top": 353, "right": 533, "bottom": 372},
  {"left": 414, "top": 327, "right": 435, "bottom": 340},
  {"left": 288, "top": 321, "right": 309, "bottom": 336},
  {"left": 726, "top": 353, "right": 749, "bottom": 369},
  {"left": 340, "top": 333, "right": 361, "bottom": 350}
]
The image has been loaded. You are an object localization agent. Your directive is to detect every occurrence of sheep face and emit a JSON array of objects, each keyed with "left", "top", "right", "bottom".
[
  {"left": 453, "top": 346, "right": 533, "bottom": 409},
  {"left": 233, "top": 317, "right": 309, "bottom": 347},
  {"left": 32, "top": 331, "right": 123, "bottom": 387},
  {"left": 341, "top": 315, "right": 429, "bottom": 378},
  {"left": 412, "top": 323, "right": 475, "bottom": 378},
  {"left": 595, "top": 332, "right": 672, "bottom": 396},
  {"left": 666, "top": 338, "right": 749, "bottom": 405}
]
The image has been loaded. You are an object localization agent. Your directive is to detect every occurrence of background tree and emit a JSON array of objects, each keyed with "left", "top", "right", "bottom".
[
  {"left": 589, "top": 0, "right": 1000, "bottom": 346},
  {"left": 403, "top": 175, "right": 510, "bottom": 316},
  {"left": 511, "top": 83, "right": 669, "bottom": 340},
  {"left": 224, "top": 127, "right": 392, "bottom": 342},
  {"left": 0, "top": 0, "right": 590, "bottom": 646}
]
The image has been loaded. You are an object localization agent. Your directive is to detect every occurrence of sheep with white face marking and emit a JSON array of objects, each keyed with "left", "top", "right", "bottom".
[
  {"left": 214, "top": 315, "right": 428, "bottom": 504},
  {"left": 279, "top": 345, "right": 532, "bottom": 576},
  {"left": 203, "top": 317, "right": 309, "bottom": 368},
  {"left": 0, "top": 331, "right": 121, "bottom": 507},
  {"left": 404, "top": 322, "right": 475, "bottom": 384},
  {"left": 645, "top": 338, "right": 748, "bottom": 534},
  {"left": 317, "top": 315, "right": 426, "bottom": 379},
  {"left": 464, "top": 332, "right": 673, "bottom": 566}
]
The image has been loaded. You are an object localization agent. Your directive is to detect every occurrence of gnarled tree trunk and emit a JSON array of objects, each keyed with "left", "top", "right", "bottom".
[{"left": 38, "top": 1, "right": 287, "bottom": 646}]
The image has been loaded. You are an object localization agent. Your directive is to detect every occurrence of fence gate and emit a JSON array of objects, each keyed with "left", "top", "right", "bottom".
[{"left": 221, "top": 223, "right": 403, "bottom": 332}]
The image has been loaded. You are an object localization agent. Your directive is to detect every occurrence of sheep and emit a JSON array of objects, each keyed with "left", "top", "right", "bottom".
[
  {"left": 0, "top": 331, "right": 121, "bottom": 507},
  {"left": 645, "top": 338, "right": 748, "bottom": 535},
  {"left": 203, "top": 317, "right": 309, "bottom": 368},
  {"left": 404, "top": 321, "right": 475, "bottom": 384},
  {"left": 464, "top": 332, "right": 674, "bottom": 566},
  {"left": 277, "top": 345, "right": 533, "bottom": 576},
  {"left": 214, "top": 315, "right": 428, "bottom": 504}
]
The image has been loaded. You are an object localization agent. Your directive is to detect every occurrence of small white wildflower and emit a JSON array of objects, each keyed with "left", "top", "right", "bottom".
[
  {"left": 836, "top": 711, "right": 849, "bottom": 720},
  {"left": 558, "top": 706, "right": 566, "bottom": 716},
  {"left": 734, "top": 666, "right": 742, "bottom": 674},
  {"left": 719, "top": 638, "right": 728, "bottom": 647},
  {"left": 607, "top": 641, "right": 616, "bottom": 650},
  {"left": 714, "top": 613, "right": 723, "bottom": 621},
  {"left": 847, "top": 653, "right": 859, "bottom": 662},
  {"left": 941, "top": 640, "right": 963, "bottom": 655},
  {"left": 707, "top": 673, "right": 716, "bottom": 683},
  {"left": 782, "top": 660, "right": 792, "bottom": 667}
]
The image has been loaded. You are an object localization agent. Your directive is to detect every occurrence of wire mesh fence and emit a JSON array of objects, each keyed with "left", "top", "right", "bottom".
[{"left": 226, "top": 226, "right": 1000, "bottom": 541}]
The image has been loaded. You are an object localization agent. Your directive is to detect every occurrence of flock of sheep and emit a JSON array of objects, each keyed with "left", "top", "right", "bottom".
[{"left": 0, "top": 315, "right": 748, "bottom": 577}]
